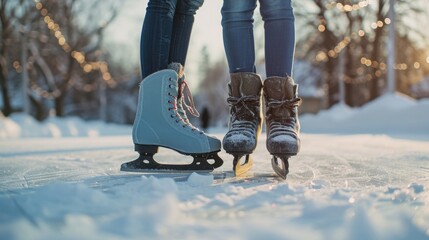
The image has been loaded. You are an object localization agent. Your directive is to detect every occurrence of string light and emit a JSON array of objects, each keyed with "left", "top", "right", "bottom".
[
  {"left": 13, "top": 61, "right": 22, "bottom": 73},
  {"left": 308, "top": 0, "right": 427, "bottom": 86},
  {"left": 326, "top": 0, "right": 372, "bottom": 12},
  {"left": 360, "top": 56, "right": 428, "bottom": 71},
  {"left": 32, "top": 0, "right": 117, "bottom": 99},
  {"left": 315, "top": 17, "right": 391, "bottom": 63},
  {"left": 30, "top": 83, "right": 61, "bottom": 99}
]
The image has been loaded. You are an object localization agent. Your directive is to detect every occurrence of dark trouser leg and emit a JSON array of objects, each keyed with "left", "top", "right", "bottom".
[
  {"left": 140, "top": 0, "right": 178, "bottom": 79},
  {"left": 221, "top": 0, "right": 257, "bottom": 73},
  {"left": 169, "top": 0, "right": 204, "bottom": 66},
  {"left": 260, "top": 0, "right": 295, "bottom": 77}
]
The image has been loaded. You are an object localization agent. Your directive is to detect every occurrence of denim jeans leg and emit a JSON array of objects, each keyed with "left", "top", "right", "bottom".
[
  {"left": 221, "top": 0, "right": 257, "bottom": 73},
  {"left": 260, "top": 0, "right": 295, "bottom": 77},
  {"left": 140, "top": 0, "right": 178, "bottom": 79},
  {"left": 169, "top": 0, "right": 204, "bottom": 66}
]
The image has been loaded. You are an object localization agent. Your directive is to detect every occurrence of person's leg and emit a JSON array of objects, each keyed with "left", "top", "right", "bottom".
[
  {"left": 221, "top": 0, "right": 257, "bottom": 73},
  {"left": 169, "top": 0, "right": 204, "bottom": 66},
  {"left": 140, "top": 0, "right": 178, "bottom": 79},
  {"left": 260, "top": 0, "right": 299, "bottom": 179},
  {"left": 130, "top": 0, "right": 223, "bottom": 172},
  {"left": 259, "top": 0, "right": 295, "bottom": 77},
  {"left": 222, "top": 0, "right": 262, "bottom": 175}
]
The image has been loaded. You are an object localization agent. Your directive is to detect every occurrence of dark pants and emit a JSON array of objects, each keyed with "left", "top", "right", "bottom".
[
  {"left": 140, "top": 0, "right": 204, "bottom": 79},
  {"left": 222, "top": 0, "right": 295, "bottom": 77}
]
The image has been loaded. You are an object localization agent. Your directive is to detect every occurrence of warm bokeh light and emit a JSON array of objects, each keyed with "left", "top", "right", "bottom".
[
  {"left": 316, "top": 51, "right": 328, "bottom": 62},
  {"left": 35, "top": 2, "right": 42, "bottom": 10},
  {"left": 332, "top": 0, "right": 371, "bottom": 12},
  {"left": 33, "top": 0, "right": 117, "bottom": 94},
  {"left": 414, "top": 62, "right": 420, "bottom": 69},
  {"left": 384, "top": 18, "right": 391, "bottom": 24}
]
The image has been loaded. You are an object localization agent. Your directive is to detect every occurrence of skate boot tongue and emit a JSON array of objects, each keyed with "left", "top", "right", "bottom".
[
  {"left": 168, "top": 62, "right": 185, "bottom": 81},
  {"left": 264, "top": 76, "right": 295, "bottom": 101},
  {"left": 264, "top": 76, "right": 300, "bottom": 119},
  {"left": 230, "top": 72, "right": 262, "bottom": 97}
]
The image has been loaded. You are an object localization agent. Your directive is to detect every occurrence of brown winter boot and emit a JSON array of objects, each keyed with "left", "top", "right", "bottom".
[
  {"left": 263, "top": 76, "right": 302, "bottom": 179},
  {"left": 223, "top": 72, "right": 263, "bottom": 175}
]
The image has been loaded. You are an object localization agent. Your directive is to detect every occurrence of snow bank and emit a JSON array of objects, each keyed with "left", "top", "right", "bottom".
[
  {"left": 1, "top": 93, "right": 428, "bottom": 139},
  {"left": 0, "top": 113, "right": 131, "bottom": 139},
  {"left": 301, "top": 93, "right": 429, "bottom": 135}
]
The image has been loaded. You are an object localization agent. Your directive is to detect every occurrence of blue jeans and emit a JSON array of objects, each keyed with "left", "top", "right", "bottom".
[
  {"left": 222, "top": 0, "right": 295, "bottom": 77},
  {"left": 140, "top": 0, "right": 204, "bottom": 79}
]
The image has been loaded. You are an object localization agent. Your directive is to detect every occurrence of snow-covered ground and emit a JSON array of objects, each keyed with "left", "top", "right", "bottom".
[{"left": 1, "top": 93, "right": 429, "bottom": 240}]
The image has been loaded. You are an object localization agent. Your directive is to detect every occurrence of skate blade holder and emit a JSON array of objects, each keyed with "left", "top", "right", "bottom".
[
  {"left": 121, "top": 144, "right": 223, "bottom": 172},
  {"left": 233, "top": 154, "right": 254, "bottom": 176},
  {"left": 271, "top": 156, "right": 289, "bottom": 180}
]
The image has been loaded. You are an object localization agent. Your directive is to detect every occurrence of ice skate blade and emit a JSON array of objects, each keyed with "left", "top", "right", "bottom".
[
  {"left": 271, "top": 156, "right": 289, "bottom": 180},
  {"left": 233, "top": 154, "right": 253, "bottom": 176},
  {"left": 121, "top": 145, "right": 223, "bottom": 172},
  {"left": 120, "top": 164, "right": 214, "bottom": 173}
]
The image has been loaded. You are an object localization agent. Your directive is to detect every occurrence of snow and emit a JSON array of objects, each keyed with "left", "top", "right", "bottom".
[
  {"left": 187, "top": 172, "right": 214, "bottom": 187},
  {"left": 0, "top": 113, "right": 131, "bottom": 139},
  {"left": 1, "top": 93, "right": 429, "bottom": 239},
  {"left": 301, "top": 92, "right": 429, "bottom": 137}
]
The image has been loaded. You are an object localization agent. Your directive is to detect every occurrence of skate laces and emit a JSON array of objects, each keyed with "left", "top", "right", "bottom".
[
  {"left": 266, "top": 97, "right": 301, "bottom": 129},
  {"left": 167, "top": 79, "right": 202, "bottom": 134},
  {"left": 227, "top": 96, "right": 260, "bottom": 118},
  {"left": 178, "top": 80, "right": 200, "bottom": 117},
  {"left": 266, "top": 97, "right": 301, "bottom": 114}
]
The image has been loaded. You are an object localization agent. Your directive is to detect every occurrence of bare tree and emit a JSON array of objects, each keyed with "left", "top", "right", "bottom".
[
  {"left": 25, "top": 0, "right": 121, "bottom": 117},
  {"left": 0, "top": 0, "right": 13, "bottom": 115},
  {"left": 295, "top": 0, "right": 344, "bottom": 107},
  {"left": 295, "top": 0, "right": 428, "bottom": 107},
  {"left": 0, "top": 0, "right": 33, "bottom": 115}
]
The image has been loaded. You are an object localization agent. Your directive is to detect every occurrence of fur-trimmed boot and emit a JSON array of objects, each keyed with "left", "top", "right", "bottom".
[
  {"left": 223, "top": 72, "right": 263, "bottom": 175},
  {"left": 263, "top": 76, "right": 302, "bottom": 179}
]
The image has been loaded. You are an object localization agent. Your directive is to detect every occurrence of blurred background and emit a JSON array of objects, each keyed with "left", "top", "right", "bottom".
[{"left": 1, "top": 0, "right": 428, "bottom": 130}]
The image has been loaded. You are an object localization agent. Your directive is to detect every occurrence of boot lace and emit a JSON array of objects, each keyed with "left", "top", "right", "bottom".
[
  {"left": 168, "top": 78, "right": 202, "bottom": 133},
  {"left": 266, "top": 97, "right": 302, "bottom": 133},
  {"left": 227, "top": 96, "right": 260, "bottom": 132},
  {"left": 227, "top": 96, "right": 260, "bottom": 118},
  {"left": 178, "top": 79, "right": 200, "bottom": 117}
]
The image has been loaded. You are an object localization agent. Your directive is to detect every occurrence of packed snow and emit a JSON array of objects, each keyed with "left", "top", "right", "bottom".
[
  {"left": 300, "top": 93, "right": 429, "bottom": 137},
  {"left": 0, "top": 113, "right": 131, "bottom": 139},
  {"left": 0, "top": 93, "right": 429, "bottom": 240}
]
